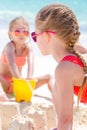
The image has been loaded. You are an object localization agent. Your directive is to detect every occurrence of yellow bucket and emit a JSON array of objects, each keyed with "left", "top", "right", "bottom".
[{"left": 12, "top": 78, "right": 37, "bottom": 102}]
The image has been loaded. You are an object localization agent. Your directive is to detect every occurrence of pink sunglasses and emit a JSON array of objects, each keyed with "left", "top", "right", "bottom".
[
  {"left": 13, "top": 29, "right": 29, "bottom": 36},
  {"left": 31, "top": 30, "right": 56, "bottom": 42}
]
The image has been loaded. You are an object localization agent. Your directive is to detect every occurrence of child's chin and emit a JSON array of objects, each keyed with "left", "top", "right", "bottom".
[{"left": 41, "top": 51, "right": 50, "bottom": 55}]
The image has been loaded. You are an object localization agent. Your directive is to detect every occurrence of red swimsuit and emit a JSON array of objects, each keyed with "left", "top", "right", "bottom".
[{"left": 61, "top": 55, "right": 87, "bottom": 104}]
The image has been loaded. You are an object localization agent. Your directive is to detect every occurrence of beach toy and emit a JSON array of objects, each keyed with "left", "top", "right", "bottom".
[{"left": 12, "top": 78, "right": 37, "bottom": 102}]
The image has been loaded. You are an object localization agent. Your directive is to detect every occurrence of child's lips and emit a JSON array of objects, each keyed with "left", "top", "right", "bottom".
[{"left": 19, "top": 37, "right": 25, "bottom": 40}]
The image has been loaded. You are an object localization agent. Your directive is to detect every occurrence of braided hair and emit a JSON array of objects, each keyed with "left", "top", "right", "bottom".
[{"left": 35, "top": 4, "right": 87, "bottom": 103}]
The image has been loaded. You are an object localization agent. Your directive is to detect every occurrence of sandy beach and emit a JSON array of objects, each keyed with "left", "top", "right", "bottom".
[{"left": 1, "top": 81, "right": 87, "bottom": 130}]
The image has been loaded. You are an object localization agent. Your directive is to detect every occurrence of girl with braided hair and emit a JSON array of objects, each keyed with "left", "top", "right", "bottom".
[{"left": 31, "top": 3, "right": 87, "bottom": 130}]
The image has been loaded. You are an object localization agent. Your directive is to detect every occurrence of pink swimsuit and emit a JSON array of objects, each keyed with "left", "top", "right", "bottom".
[{"left": 61, "top": 55, "right": 87, "bottom": 104}]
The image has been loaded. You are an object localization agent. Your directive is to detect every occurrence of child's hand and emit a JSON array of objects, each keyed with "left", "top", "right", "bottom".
[
  {"left": 1, "top": 78, "right": 9, "bottom": 93},
  {"left": 0, "top": 94, "right": 9, "bottom": 101},
  {"left": 0, "top": 87, "right": 9, "bottom": 101}
]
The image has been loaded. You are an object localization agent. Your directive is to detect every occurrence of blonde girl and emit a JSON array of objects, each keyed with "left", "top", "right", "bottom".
[{"left": 0, "top": 16, "right": 34, "bottom": 94}]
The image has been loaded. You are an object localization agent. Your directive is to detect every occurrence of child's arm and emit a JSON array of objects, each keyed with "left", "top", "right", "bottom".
[
  {"left": 35, "top": 74, "right": 54, "bottom": 93},
  {"left": 5, "top": 42, "right": 20, "bottom": 78},
  {"left": 27, "top": 45, "right": 34, "bottom": 78},
  {"left": 35, "top": 74, "right": 52, "bottom": 90},
  {"left": 74, "top": 44, "right": 87, "bottom": 54}
]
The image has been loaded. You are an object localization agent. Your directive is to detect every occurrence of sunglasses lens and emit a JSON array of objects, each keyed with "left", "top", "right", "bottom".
[
  {"left": 31, "top": 32, "right": 36, "bottom": 42},
  {"left": 14, "top": 30, "right": 20, "bottom": 36},
  {"left": 14, "top": 30, "right": 29, "bottom": 36},
  {"left": 23, "top": 31, "right": 29, "bottom": 36}
]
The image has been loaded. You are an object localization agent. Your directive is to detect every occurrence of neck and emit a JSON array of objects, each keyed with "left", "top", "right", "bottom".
[
  {"left": 51, "top": 43, "right": 71, "bottom": 62},
  {"left": 53, "top": 51, "right": 71, "bottom": 63}
]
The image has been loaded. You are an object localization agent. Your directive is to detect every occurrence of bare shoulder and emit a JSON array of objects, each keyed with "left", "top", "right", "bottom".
[
  {"left": 55, "top": 62, "right": 72, "bottom": 85},
  {"left": 55, "top": 60, "right": 84, "bottom": 86},
  {"left": 3, "top": 42, "right": 15, "bottom": 56},
  {"left": 5, "top": 42, "right": 14, "bottom": 52},
  {"left": 56, "top": 59, "right": 83, "bottom": 74},
  {"left": 26, "top": 43, "right": 33, "bottom": 52},
  {"left": 56, "top": 61, "right": 74, "bottom": 76}
]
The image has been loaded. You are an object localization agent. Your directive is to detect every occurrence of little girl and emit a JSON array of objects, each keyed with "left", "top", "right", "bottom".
[{"left": 0, "top": 16, "right": 34, "bottom": 98}]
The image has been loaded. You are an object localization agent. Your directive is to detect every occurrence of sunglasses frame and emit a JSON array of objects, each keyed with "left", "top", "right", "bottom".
[{"left": 31, "top": 30, "right": 56, "bottom": 42}]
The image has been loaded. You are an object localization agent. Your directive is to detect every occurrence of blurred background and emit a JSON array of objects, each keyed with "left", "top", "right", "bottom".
[{"left": 0, "top": 0, "right": 87, "bottom": 51}]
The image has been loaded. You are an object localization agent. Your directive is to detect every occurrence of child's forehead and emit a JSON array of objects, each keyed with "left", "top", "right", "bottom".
[{"left": 11, "top": 23, "right": 29, "bottom": 30}]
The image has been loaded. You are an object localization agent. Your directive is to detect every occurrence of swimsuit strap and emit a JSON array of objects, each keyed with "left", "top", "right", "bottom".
[{"left": 61, "top": 55, "right": 84, "bottom": 67}]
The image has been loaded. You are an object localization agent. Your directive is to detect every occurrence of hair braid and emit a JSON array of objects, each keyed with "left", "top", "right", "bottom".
[
  {"left": 67, "top": 42, "right": 87, "bottom": 106},
  {"left": 67, "top": 17, "right": 87, "bottom": 73},
  {"left": 67, "top": 17, "right": 87, "bottom": 105}
]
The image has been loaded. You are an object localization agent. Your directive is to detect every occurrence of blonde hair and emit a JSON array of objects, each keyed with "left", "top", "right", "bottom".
[
  {"left": 35, "top": 4, "right": 87, "bottom": 103},
  {"left": 9, "top": 16, "right": 29, "bottom": 31}
]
